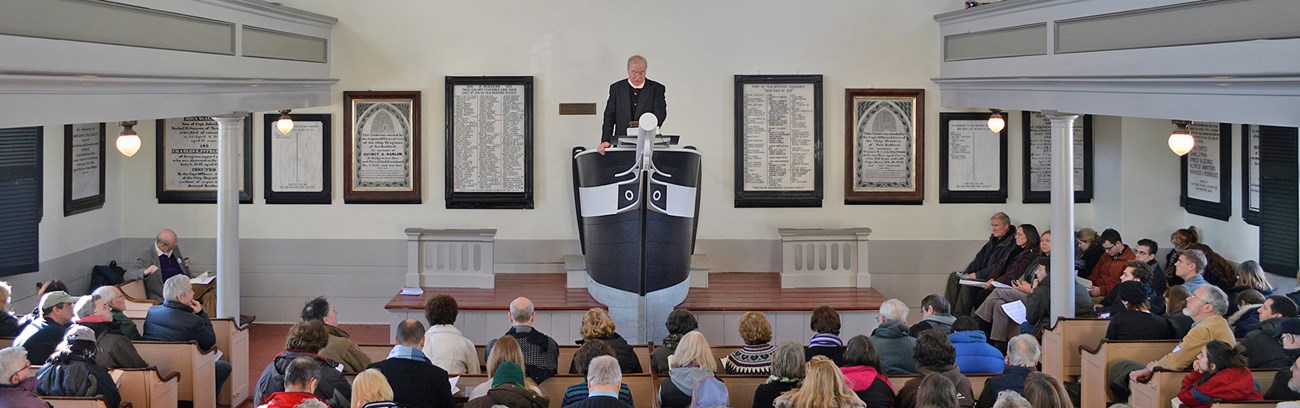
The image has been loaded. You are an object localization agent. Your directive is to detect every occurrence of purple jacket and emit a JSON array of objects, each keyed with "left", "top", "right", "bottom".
[{"left": 0, "top": 377, "right": 51, "bottom": 408}]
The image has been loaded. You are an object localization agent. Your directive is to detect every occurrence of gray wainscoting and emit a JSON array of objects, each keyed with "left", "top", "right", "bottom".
[{"left": 10, "top": 239, "right": 124, "bottom": 312}]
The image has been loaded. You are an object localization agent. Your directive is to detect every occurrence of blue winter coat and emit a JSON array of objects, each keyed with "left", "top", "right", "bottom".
[{"left": 949, "top": 330, "right": 1004, "bottom": 374}]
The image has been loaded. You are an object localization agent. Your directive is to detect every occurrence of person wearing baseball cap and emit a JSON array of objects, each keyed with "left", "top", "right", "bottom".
[
  {"left": 1264, "top": 318, "right": 1300, "bottom": 400},
  {"left": 32, "top": 325, "right": 120, "bottom": 408},
  {"left": 13, "top": 291, "right": 76, "bottom": 364}
]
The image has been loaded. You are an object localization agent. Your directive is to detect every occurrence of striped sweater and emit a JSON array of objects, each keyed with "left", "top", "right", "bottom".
[{"left": 722, "top": 344, "right": 776, "bottom": 375}]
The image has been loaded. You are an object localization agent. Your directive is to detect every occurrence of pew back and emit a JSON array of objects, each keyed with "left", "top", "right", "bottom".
[
  {"left": 213, "top": 318, "right": 250, "bottom": 407},
  {"left": 1131, "top": 369, "right": 1280, "bottom": 408},
  {"left": 456, "top": 374, "right": 492, "bottom": 398},
  {"left": 116, "top": 367, "right": 180, "bottom": 408},
  {"left": 1042, "top": 318, "right": 1108, "bottom": 380},
  {"left": 134, "top": 341, "right": 217, "bottom": 407},
  {"left": 42, "top": 397, "right": 124, "bottom": 408},
  {"left": 119, "top": 279, "right": 148, "bottom": 300},
  {"left": 716, "top": 375, "right": 765, "bottom": 408},
  {"left": 1078, "top": 340, "right": 1179, "bottom": 408}
]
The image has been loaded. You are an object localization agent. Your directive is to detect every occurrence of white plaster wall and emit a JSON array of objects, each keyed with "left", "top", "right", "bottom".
[
  {"left": 110, "top": 0, "right": 1098, "bottom": 244},
  {"left": 37, "top": 125, "right": 122, "bottom": 263}
]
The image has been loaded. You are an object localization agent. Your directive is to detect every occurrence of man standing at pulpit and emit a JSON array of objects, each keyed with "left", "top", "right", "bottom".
[{"left": 598, "top": 54, "right": 667, "bottom": 155}]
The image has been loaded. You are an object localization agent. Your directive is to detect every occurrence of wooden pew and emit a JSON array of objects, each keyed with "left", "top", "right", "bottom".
[
  {"left": 536, "top": 374, "right": 585, "bottom": 407},
  {"left": 716, "top": 375, "right": 765, "bottom": 408},
  {"left": 623, "top": 373, "right": 655, "bottom": 408},
  {"left": 1129, "top": 369, "right": 1279, "bottom": 408},
  {"left": 558, "top": 345, "right": 578, "bottom": 374},
  {"left": 1042, "top": 318, "right": 1109, "bottom": 381},
  {"left": 42, "top": 397, "right": 129, "bottom": 408},
  {"left": 212, "top": 318, "right": 250, "bottom": 407},
  {"left": 1078, "top": 340, "right": 1179, "bottom": 408},
  {"left": 134, "top": 340, "right": 217, "bottom": 408},
  {"left": 118, "top": 279, "right": 148, "bottom": 301},
  {"left": 532, "top": 374, "right": 655, "bottom": 408},
  {"left": 357, "top": 343, "right": 393, "bottom": 365},
  {"left": 891, "top": 373, "right": 996, "bottom": 402},
  {"left": 455, "top": 373, "right": 492, "bottom": 397},
  {"left": 709, "top": 345, "right": 744, "bottom": 367},
  {"left": 1211, "top": 401, "right": 1292, "bottom": 407},
  {"left": 116, "top": 367, "right": 180, "bottom": 408}
]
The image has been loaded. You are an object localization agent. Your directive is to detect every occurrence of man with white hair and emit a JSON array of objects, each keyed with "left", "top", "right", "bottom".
[
  {"left": 992, "top": 391, "right": 1032, "bottom": 408},
  {"left": 870, "top": 298, "right": 917, "bottom": 374},
  {"left": 73, "top": 294, "right": 147, "bottom": 369},
  {"left": 569, "top": 355, "right": 631, "bottom": 408},
  {"left": 125, "top": 228, "right": 200, "bottom": 302},
  {"left": 92, "top": 285, "right": 141, "bottom": 340},
  {"left": 598, "top": 54, "right": 668, "bottom": 155},
  {"left": 977, "top": 334, "right": 1040, "bottom": 406},
  {"left": 144, "top": 274, "right": 231, "bottom": 396},
  {"left": 0, "top": 346, "right": 46, "bottom": 407},
  {"left": 484, "top": 297, "right": 559, "bottom": 384},
  {"left": 1112, "top": 285, "right": 1235, "bottom": 399}
]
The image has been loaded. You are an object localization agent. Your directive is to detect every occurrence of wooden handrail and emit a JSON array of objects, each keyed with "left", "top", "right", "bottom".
[
  {"left": 1079, "top": 339, "right": 1180, "bottom": 355},
  {"left": 133, "top": 340, "right": 217, "bottom": 356},
  {"left": 1044, "top": 316, "right": 1108, "bottom": 332},
  {"left": 211, "top": 317, "right": 248, "bottom": 331},
  {"left": 118, "top": 367, "right": 182, "bottom": 383}
]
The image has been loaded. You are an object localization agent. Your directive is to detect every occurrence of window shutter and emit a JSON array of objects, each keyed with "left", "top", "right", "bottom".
[
  {"left": 0, "top": 126, "right": 42, "bottom": 276},
  {"left": 1258, "top": 125, "right": 1298, "bottom": 277}
]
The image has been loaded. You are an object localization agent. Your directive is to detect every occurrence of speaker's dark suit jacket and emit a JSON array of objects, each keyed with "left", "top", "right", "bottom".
[{"left": 601, "top": 78, "right": 667, "bottom": 145}]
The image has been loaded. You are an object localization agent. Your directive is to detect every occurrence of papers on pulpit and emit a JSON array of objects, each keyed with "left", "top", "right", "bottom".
[{"left": 399, "top": 287, "right": 424, "bottom": 296}]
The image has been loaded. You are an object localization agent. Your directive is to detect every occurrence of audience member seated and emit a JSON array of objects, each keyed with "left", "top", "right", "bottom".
[
  {"left": 912, "top": 373, "right": 959, "bottom": 408},
  {"left": 869, "top": 299, "right": 915, "bottom": 374},
  {"left": 1085, "top": 228, "right": 1135, "bottom": 300},
  {"left": 722, "top": 311, "right": 775, "bottom": 375},
  {"left": 351, "top": 369, "right": 399, "bottom": 408},
  {"left": 807, "top": 305, "right": 847, "bottom": 364},
  {"left": 563, "top": 340, "right": 634, "bottom": 406},
  {"left": 125, "top": 228, "right": 201, "bottom": 302},
  {"left": 1075, "top": 228, "right": 1103, "bottom": 278},
  {"left": 1164, "top": 285, "right": 1195, "bottom": 337},
  {"left": 1236, "top": 260, "right": 1276, "bottom": 295},
  {"left": 1023, "top": 258, "right": 1096, "bottom": 336},
  {"left": 1166, "top": 226, "right": 1200, "bottom": 285},
  {"left": 976, "top": 334, "right": 1040, "bottom": 407},
  {"left": 567, "top": 356, "right": 633, "bottom": 408},
  {"left": 1177, "top": 340, "right": 1262, "bottom": 408},
  {"left": 33, "top": 325, "right": 120, "bottom": 408},
  {"left": 1104, "top": 280, "right": 1177, "bottom": 341},
  {"left": 92, "top": 285, "right": 141, "bottom": 340},
  {"left": 1174, "top": 249, "right": 1210, "bottom": 293},
  {"left": 470, "top": 336, "right": 542, "bottom": 400},
  {"left": 17, "top": 280, "right": 67, "bottom": 330},
  {"left": 895, "top": 330, "right": 975, "bottom": 408},
  {"left": 1133, "top": 238, "right": 1168, "bottom": 300},
  {"left": 774, "top": 355, "right": 866, "bottom": 408},
  {"left": 1022, "top": 372, "right": 1071, "bottom": 408},
  {"left": 950, "top": 316, "right": 1003, "bottom": 374},
  {"left": 1097, "top": 262, "right": 1165, "bottom": 316},
  {"left": 992, "top": 390, "right": 1031, "bottom": 408},
  {"left": 945, "top": 212, "right": 1016, "bottom": 316},
  {"left": 1110, "top": 285, "right": 1234, "bottom": 400},
  {"left": 1242, "top": 295, "right": 1299, "bottom": 369},
  {"left": 571, "top": 308, "right": 641, "bottom": 374},
  {"left": 485, "top": 297, "right": 559, "bottom": 384},
  {"left": 1186, "top": 243, "right": 1237, "bottom": 291},
  {"left": 1278, "top": 358, "right": 1300, "bottom": 408},
  {"left": 0, "top": 347, "right": 45, "bottom": 408},
  {"left": 145, "top": 275, "right": 232, "bottom": 396},
  {"left": 366, "top": 319, "right": 454, "bottom": 408},
  {"left": 964, "top": 224, "right": 1041, "bottom": 317},
  {"left": 753, "top": 341, "right": 804, "bottom": 408},
  {"left": 466, "top": 360, "right": 549, "bottom": 408},
  {"left": 255, "top": 320, "right": 351, "bottom": 408},
  {"left": 838, "top": 335, "right": 895, "bottom": 408},
  {"left": 14, "top": 290, "right": 75, "bottom": 364},
  {"left": 1227, "top": 289, "right": 1266, "bottom": 335},
  {"left": 975, "top": 230, "right": 1054, "bottom": 343},
  {"left": 301, "top": 296, "right": 371, "bottom": 373},
  {"left": 0, "top": 282, "right": 18, "bottom": 337},
  {"left": 659, "top": 331, "right": 716, "bottom": 408},
  {"left": 1264, "top": 319, "right": 1300, "bottom": 400},
  {"left": 651, "top": 310, "right": 697, "bottom": 374},
  {"left": 909, "top": 294, "right": 957, "bottom": 336},
  {"left": 421, "top": 294, "right": 480, "bottom": 374},
  {"left": 258, "top": 356, "right": 328, "bottom": 408},
  {"left": 72, "top": 294, "right": 147, "bottom": 369}
]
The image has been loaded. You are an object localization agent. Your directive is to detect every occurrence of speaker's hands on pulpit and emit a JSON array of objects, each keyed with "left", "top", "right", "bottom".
[{"left": 598, "top": 141, "right": 612, "bottom": 155}]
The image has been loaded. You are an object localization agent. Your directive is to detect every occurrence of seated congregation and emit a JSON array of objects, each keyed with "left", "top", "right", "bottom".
[{"left": 4, "top": 213, "right": 1300, "bottom": 408}]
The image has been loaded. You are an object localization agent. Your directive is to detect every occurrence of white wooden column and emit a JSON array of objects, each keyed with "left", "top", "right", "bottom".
[
  {"left": 213, "top": 114, "right": 244, "bottom": 319},
  {"left": 1044, "top": 111, "right": 1078, "bottom": 325}
]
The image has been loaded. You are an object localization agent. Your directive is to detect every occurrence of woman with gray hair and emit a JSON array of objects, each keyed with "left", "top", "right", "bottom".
[
  {"left": 0, "top": 346, "right": 46, "bottom": 407},
  {"left": 752, "top": 341, "right": 805, "bottom": 408}
]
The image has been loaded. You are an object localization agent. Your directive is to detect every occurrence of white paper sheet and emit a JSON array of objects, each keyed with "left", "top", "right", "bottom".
[{"left": 1001, "top": 300, "right": 1028, "bottom": 324}]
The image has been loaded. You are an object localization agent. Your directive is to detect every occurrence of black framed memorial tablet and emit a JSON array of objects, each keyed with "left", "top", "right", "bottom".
[
  {"left": 844, "top": 88, "right": 924, "bottom": 205},
  {"left": 444, "top": 76, "right": 534, "bottom": 209},
  {"left": 344, "top": 91, "right": 422, "bottom": 204},
  {"left": 1180, "top": 122, "right": 1232, "bottom": 221},
  {"left": 263, "top": 113, "right": 331, "bottom": 204},
  {"left": 1022, "top": 112, "right": 1093, "bottom": 203},
  {"left": 733, "top": 74, "right": 823, "bottom": 207},
  {"left": 155, "top": 115, "right": 254, "bottom": 204},
  {"left": 940, "top": 112, "right": 1007, "bottom": 203},
  {"left": 64, "top": 123, "right": 105, "bottom": 215}
]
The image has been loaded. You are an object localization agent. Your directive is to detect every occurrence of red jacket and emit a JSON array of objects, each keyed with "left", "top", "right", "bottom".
[
  {"left": 1178, "top": 367, "right": 1262, "bottom": 408},
  {"left": 259, "top": 391, "right": 325, "bottom": 408},
  {"left": 1088, "top": 245, "right": 1134, "bottom": 296}
]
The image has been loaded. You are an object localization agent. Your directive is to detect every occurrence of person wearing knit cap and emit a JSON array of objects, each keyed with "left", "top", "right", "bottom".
[
  {"left": 14, "top": 290, "right": 76, "bottom": 364},
  {"left": 1264, "top": 318, "right": 1300, "bottom": 399},
  {"left": 466, "top": 361, "right": 549, "bottom": 408},
  {"left": 33, "top": 325, "right": 120, "bottom": 408},
  {"left": 1105, "top": 280, "right": 1177, "bottom": 341}
]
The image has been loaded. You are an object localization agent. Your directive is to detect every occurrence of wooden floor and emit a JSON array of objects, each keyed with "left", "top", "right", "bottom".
[{"left": 386, "top": 272, "right": 885, "bottom": 312}]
